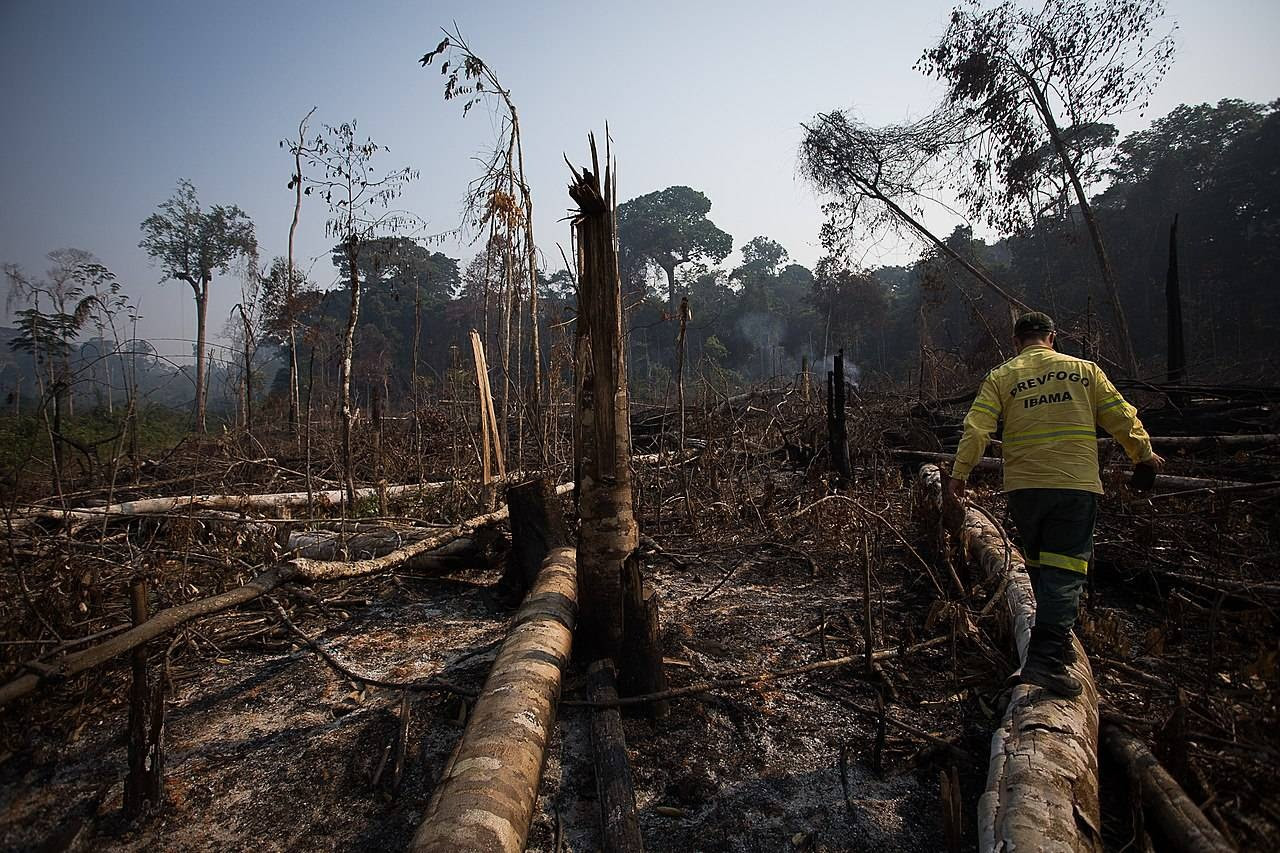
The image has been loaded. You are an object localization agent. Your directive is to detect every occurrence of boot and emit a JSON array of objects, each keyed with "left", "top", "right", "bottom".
[
  {"left": 1062, "top": 632, "right": 1077, "bottom": 666},
  {"left": 1006, "top": 625, "right": 1076, "bottom": 685},
  {"left": 1017, "top": 625, "right": 1083, "bottom": 699}
]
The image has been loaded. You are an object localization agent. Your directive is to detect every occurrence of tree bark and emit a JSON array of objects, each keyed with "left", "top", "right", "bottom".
[
  {"left": 25, "top": 478, "right": 491, "bottom": 525},
  {"left": 410, "top": 545, "right": 576, "bottom": 853},
  {"left": 238, "top": 303, "right": 253, "bottom": 437},
  {"left": 340, "top": 239, "right": 361, "bottom": 505},
  {"left": 588, "top": 659, "right": 645, "bottom": 853},
  {"left": 193, "top": 282, "right": 209, "bottom": 434},
  {"left": 124, "top": 579, "right": 163, "bottom": 820},
  {"left": 660, "top": 260, "right": 677, "bottom": 313},
  {"left": 620, "top": 555, "right": 668, "bottom": 718},
  {"left": 571, "top": 139, "right": 640, "bottom": 660},
  {"left": 1102, "top": 724, "right": 1234, "bottom": 853},
  {"left": 286, "top": 107, "right": 314, "bottom": 434},
  {"left": 830, "top": 349, "right": 852, "bottom": 487}
]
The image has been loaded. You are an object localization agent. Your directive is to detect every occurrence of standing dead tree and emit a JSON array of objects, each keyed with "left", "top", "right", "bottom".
[
  {"left": 280, "top": 106, "right": 317, "bottom": 433},
  {"left": 569, "top": 135, "right": 636, "bottom": 660},
  {"left": 297, "top": 120, "right": 418, "bottom": 505},
  {"left": 569, "top": 136, "right": 668, "bottom": 709},
  {"left": 917, "top": 0, "right": 1177, "bottom": 376},
  {"left": 800, "top": 108, "right": 1032, "bottom": 317},
  {"left": 422, "top": 28, "right": 546, "bottom": 460}
]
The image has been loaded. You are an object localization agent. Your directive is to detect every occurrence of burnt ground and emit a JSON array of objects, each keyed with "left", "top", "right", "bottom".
[
  {"left": 2, "top": 460, "right": 1008, "bottom": 853},
  {"left": 2, "top": 397, "right": 1278, "bottom": 851}
]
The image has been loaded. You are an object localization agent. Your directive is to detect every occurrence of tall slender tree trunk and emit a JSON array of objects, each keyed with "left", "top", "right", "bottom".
[
  {"left": 286, "top": 107, "right": 313, "bottom": 434},
  {"left": 239, "top": 304, "right": 253, "bottom": 437},
  {"left": 340, "top": 239, "right": 362, "bottom": 506},
  {"left": 413, "top": 271, "right": 423, "bottom": 480},
  {"left": 193, "top": 281, "right": 209, "bottom": 434},
  {"left": 1019, "top": 68, "right": 1139, "bottom": 377},
  {"left": 1166, "top": 215, "right": 1185, "bottom": 384},
  {"left": 499, "top": 243, "right": 514, "bottom": 453},
  {"left": 661, "top": 261, "right": 677, "bottom": 313},
  {"left": 512, "top": 113, "right": 542, "bottom": 415}
]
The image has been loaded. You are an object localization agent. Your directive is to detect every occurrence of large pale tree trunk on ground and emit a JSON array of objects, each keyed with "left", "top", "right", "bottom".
[
  {"left": 410, "top": 545, "right": 576, "bottom": 852},
  {"left": 916, "top": 464, "right": 1102, "bottom": 853}
]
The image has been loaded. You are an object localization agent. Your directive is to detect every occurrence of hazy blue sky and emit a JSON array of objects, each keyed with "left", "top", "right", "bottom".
[{"left": 2, "top": 0, "right": 1276, "bottom": 362}]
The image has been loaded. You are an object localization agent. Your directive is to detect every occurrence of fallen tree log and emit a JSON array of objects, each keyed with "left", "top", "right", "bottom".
[
  {"left": 1102, "top": 724, "right": 1234, "bottom": 853},
  {"left": 21, "top": 472, "right": 537, "bottom": 524},
  {"left": 892, "top": 450, "right": 1251, "bottom": 492},
  {"left": 0, "top": 487, "right": 571, "bottom": 709},
  {"left": 290, "top": 528, "right": 477, "bottom": 561},
  {"left": 410, "top": 545, "right": 577, "bottom": 852},
  {"left": 916, "top": 464, "right": 1103, "bottom": 853},
  {"left": 0, "top": 564, "right": 296, "bottom": 708},
  {"left": 588, "top": 659, "right": 644, "bottom": 853}
]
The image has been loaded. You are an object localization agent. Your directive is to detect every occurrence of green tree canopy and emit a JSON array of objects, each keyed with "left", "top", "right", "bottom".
[{"left": 617, "top": 185, "right": 732, "bottom": 310}]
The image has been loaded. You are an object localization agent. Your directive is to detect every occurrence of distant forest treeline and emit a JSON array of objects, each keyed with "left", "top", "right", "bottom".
[{"left": 3, "top": 97, "right": 1277, "bottom": 426}]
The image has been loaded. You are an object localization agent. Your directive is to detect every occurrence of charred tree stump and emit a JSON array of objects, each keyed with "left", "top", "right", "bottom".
[
  {"left": 620, "top": 555, "right": 669, "bottom": 719},
  {"left": 570, "top": 136, "right": 640, "bottom": 662},
  {"left": 1103, "top": 724, "right": 1233, "bottom": 853},
  {"left": 124, "top": 579, "right": 163, "bottom": 819},
  {"left": 588, "top": 659, "right": 645, "bottom": 853},
  {"left": 502, "top": 476, "right": 570, "bottom": 598},
  {"left": 411, "top": 545, "right": 577, "bottom": 852},
  {"left": 828, "top": 350, "right": 852, "bottom": 488}
]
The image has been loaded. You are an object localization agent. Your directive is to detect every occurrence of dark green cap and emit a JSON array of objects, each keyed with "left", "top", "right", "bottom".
[{"left": 1014, "top": 311, "right": 1055, "bottom": 337}]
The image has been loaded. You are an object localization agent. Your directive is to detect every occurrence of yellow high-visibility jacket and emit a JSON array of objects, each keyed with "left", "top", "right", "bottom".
[{"left": 952, "top": 345, "right": 1153, "bottom": 494}]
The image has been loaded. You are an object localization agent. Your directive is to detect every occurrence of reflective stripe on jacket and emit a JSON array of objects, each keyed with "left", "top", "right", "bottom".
[{"left": 951, "top": 345, "right": 1153, "bottom": 493}]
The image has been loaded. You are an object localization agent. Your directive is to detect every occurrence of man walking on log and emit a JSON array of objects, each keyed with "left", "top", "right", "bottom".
[{"left": 944, "top": 312, "right": 1164, "bottom": 698}]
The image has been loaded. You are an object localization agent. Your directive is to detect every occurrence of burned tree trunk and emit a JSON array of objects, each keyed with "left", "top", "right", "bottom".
[
  {"left": 570, "top": 136, "right": 640, "bottom": 661},
  {"left": 620, "top": 556, "right": 669, "bottom": 718},
  {"left": 588, "top": 659, "right": 645, "bottom": 853},
  {"left": 340, "top": 237, "right": 362, "bottom": 506},
  {"left": 410, "top": 545, "right": 576, "bottom": 852},
  {"left": 124, "top": 579, "right": 164, "bottom": 819},
  {"left": 502, "top": 476, "right": 569, "bottom": 597},
  {"left": 1166, "top": 215, "right": 1187, "bottom": 386},
  {"left": 1102, "top": 724, "right": 1233, "bottom": 853},
  {"left": 827, "top": 349, "right": 852, "bottom": 488}
]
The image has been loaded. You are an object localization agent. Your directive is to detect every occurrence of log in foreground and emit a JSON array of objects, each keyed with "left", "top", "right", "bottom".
[
  {"left": 916, "top": 464, "right": 1103, "bottom": 853},
  {"left": 588, "top": 659, "right": 644, "bottom": 853},
  {"left": 0, "top": 487, "right": 572, "bottom": 709},
  {"left": 1102, "top": 724, "right": 1234, "bottom": 853},
  {"left": 411, "top": 545, "right": 577, "bottom": 852}
]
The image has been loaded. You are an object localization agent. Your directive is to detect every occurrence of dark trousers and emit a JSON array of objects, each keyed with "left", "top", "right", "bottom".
[{"left": 1007, "top": 488, "right": 1098, "bottom": 633}]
